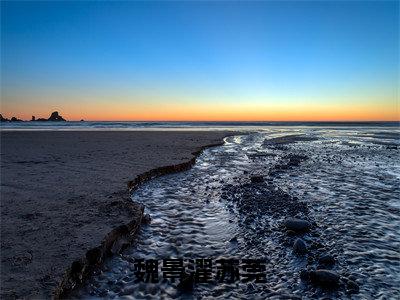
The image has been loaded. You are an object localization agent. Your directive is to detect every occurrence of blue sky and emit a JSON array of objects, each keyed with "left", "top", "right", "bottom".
[{"left": 1, "top": 1, "right": 399, "bottom": 121}]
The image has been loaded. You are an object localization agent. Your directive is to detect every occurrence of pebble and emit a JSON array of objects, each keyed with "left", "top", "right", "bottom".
[
  {"left": 309, "top": 269, "right": 340, "bottom": 288},
  {"left": 293, "top": 238, "right": 307, "bottom": 255},
  {"left": 250, "top": 175, "right": 264, "bottom": 183},
  {"left": 284, "top": 218, "right": 311, "bottom": 232}
]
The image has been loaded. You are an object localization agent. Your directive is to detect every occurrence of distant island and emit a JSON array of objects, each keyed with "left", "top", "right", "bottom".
[{"left": 0, "top": 111, "right": 66, "bottom": 122}]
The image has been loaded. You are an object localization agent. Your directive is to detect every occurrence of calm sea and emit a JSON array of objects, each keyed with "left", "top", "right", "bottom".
[{"left": 0, "top": 121, "right": 398, "bottom": 131}]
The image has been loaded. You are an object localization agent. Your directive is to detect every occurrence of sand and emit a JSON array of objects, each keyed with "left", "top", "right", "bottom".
[{"left": 0, "top": 130, "right": 231, "bottom": 299}]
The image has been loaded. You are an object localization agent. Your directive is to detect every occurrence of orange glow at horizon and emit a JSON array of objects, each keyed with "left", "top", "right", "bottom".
[{"left": 1, "top": 101, "right": 398, "bottom": 122}]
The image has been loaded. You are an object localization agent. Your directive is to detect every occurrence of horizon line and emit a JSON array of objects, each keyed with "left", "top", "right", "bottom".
[{"left": 2, "top": 119, "right": 399, "bottom": 123}]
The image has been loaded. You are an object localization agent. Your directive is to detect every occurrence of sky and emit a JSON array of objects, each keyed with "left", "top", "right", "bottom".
[{"left": 1, "top": 1, "right": 399, "bottom": 121}]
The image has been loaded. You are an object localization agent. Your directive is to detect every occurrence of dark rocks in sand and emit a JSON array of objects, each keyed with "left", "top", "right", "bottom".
[
  {"left": 346, "top": 280, "right": 360, "bottom": 294},
  {"left": 250, "top": 175, "right": 264, "bottom": 183},
  {"left": 293, "top": 238, "right": 307, "bottom": 255},
  {"left": 284, "top": 218, "right": 311, "bottom": 233},
  {"left": 309, "top": 269, "right": 340, "bottom": 288},
  {"left": 318, "top": 254, "right": 335, "bottom": 266},
  {"left": 48, "top": 111, "right": 66, "bottom": 121}
]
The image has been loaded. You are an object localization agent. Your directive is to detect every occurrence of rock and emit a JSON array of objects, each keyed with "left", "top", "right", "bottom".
[
  {"left": 0, "top": 114, "right": 9, "bottom": 122},
  {"left": 300, "top": 269, "right": 310, "bottom": 281},
  {"left": 346, "top": 280, "right": 359, "bottom": 294},
  {"left": 284, "top": 218, "right": 311, "bottom": 232},
  {"left": 10, "top": 116, "right": 22, "bottom": 122},
  {"left": 48, "top": 111, "right": 66, "bottom": 121},
  {"left": 142, "top": 214, "right": 151, "bottom": 224},
  {"left": 229, "top": 236, "right": 238, "bottom": 243},
  {"left": 318, "top": 254, "right": 335, "bottom": 266},
  {"left": 31, "top": 116, "right": 35, "bottom": 121},
  {"left": 250, "top": 175, "right": 264, "bottom": 183},
  {"left": 293, "top": 238, "right": 307, "bottom": 255},
  {"left": 309, "top": 269, "right": 340, "bottom": 288}
]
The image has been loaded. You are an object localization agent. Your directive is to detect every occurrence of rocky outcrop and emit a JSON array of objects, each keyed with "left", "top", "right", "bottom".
[
  {"left": 48, "top": 111, "right": 66, "bottom": 121},
  {"left": 0, "top": 114, "right": 22, "bottom": 122},
  {"left": 10, "top": 116, "right": 22, "bottom": 122},
  {"left": 1, "top": 111, "right": 67, "bottom": 122},
  {"left": 0, "top": 114, "right": 9, "bottom": 122}
]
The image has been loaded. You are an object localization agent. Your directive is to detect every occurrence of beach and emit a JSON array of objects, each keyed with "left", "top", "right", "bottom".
[
  {"left": 0, "top": 130, "right": 231, "bottom": 299},
  {"left": 70, "top": 126, "right": 399, "bottom": 299}
]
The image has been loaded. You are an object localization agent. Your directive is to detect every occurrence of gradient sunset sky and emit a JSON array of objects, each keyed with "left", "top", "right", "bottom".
[{"left": 1, "top": 1, "right": 399, "bottom": 121}]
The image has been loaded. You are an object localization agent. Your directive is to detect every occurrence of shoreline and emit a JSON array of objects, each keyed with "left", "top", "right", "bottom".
[
  {"left": 0, "top": 131, "right": 235, "bottom": 299},
  {"left": 54, "top": 139, "right": 230, "bottom": 299}
]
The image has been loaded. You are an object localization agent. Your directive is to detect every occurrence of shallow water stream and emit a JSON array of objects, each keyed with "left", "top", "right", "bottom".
[{"left": 76, "top": 127, "right": 400, "bottom": 299}]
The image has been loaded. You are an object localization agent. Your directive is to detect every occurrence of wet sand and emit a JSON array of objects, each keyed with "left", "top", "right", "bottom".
[
  {"left": 0, "top": 131, "right": 231, "bottom": 299},
  {"left": 75, "top": 129, "right": 400, "bottom": 299}
]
